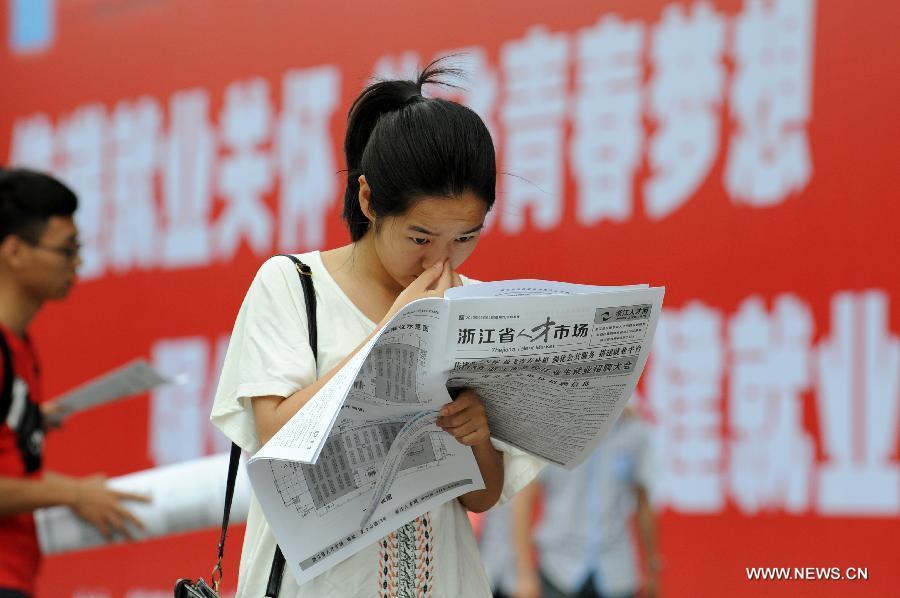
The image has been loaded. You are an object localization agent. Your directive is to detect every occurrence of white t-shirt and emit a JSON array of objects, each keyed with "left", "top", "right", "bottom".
[{"left": 211, "top": 251, "right": 544, "bottom": 598}]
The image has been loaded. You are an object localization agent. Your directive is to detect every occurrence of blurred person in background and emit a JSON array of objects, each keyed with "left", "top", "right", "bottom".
[
  {"left": 479, "top": 499, "right": 518, "bottom": 598},
  {"left": 509, "top": 406, "right": 660, "bottom": 598},
  {"left": 0, "top": 167, "right": 146, "bottom": 598}
]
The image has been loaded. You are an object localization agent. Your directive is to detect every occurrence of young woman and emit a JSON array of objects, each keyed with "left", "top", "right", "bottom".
[{"left": 211, "top": 60, "right": 543, "bottom": 597}]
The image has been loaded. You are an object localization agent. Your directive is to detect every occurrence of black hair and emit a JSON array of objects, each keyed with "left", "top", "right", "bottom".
[
  {"left": 342, "top": 58, "right": 496, "bottom": 241},
  {"left": 0, "top": 167, "right": 78, "bottom": 244}
]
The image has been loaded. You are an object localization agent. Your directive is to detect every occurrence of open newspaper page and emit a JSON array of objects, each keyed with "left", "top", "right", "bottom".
[
  {"left": 444, "top": 283, "right": 664, "bottom": 468},
  {"left": 246, "top": 299, "right": 484, "bottom": 585}
]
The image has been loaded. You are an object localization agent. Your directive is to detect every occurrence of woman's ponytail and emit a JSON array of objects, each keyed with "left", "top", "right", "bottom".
[{"left": 342, "top": 79, "right": 421, "bottom": 240}]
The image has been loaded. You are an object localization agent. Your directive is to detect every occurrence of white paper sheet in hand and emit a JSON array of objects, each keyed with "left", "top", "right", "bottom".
[
  {"left": 35, "top": 453, "right": 251, "bottom": 555},
  {"left": 49, "top": 359, "right": 172, "bottom": 424}
]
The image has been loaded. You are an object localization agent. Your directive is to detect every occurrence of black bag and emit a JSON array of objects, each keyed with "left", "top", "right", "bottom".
[
  {"left": 175, "top": 255, "right": 317, "bottom": 598},
  {"left": 174, "top": 577, "right": 219, "bottom": 598}
]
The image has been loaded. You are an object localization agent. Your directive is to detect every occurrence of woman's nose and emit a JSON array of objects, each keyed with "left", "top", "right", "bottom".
[{"left": 422, "top": 248, "right": 451, "bottom": 270}]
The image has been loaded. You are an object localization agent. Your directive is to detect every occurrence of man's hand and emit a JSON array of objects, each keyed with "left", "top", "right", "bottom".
[
  {"left": 70, "top": 475, "right": 149, "bottom": 540},
  {"left": 39, "top": 401, "right": 67, "bottom": 430},
  {"left": 437, "top": 389, "right": 491, "bottom": 446}
]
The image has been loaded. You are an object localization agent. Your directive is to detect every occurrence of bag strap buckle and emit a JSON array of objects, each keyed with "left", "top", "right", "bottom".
[{"left": 211, "top": 558, "right": 223, "bottom": 594}]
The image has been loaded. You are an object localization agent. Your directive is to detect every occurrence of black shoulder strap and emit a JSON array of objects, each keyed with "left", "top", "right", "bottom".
[
  {"left": 0, "top": 331, "right": 13, "bottom": 425},
  {"left": 215, "top": 255, "right": 318, "bottom": 597},
  {"left": 266, "top": 254, "right": 317, "bottom": 595},
  {"left": 279, "top": 254, "right": 318, "bottom": 361},
  {"left": 212, "top": 441, "right": 243, "bottom": 589},
  {"left": 0, "top": 330, "right": 43, "bottom": 473}
]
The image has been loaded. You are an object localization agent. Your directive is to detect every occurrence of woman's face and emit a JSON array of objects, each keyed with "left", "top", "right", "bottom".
[{"left": 367, "top": 191, "right": 489, "bottom": 289}]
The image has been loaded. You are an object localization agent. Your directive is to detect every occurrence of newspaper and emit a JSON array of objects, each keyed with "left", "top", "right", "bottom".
[
  {"left": 246, "top": 280, "right": 665, "bottom": 584},
  {"left": 36, "top": 453, "right": 251, "bottom": 554}
]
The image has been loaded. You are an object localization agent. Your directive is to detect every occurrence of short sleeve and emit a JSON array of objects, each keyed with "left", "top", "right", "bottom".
[
  {"left": 491, "top": 438, "right": 546, "bottom": 504},
  {"left": 210, "top": 257, "right": 317, "bottom": 453}
]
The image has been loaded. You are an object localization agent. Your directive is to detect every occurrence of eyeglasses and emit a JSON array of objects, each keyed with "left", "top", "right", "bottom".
[{"left": 24, "top": 240, "right": 82, "bottom": 260}]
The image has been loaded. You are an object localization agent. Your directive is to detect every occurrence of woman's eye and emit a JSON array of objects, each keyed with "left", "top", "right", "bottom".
[{"left": 411, "top": 237, "right": 430, "bottom": 246}]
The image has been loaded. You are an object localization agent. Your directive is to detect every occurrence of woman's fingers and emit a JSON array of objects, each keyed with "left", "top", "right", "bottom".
[
  {"left": 438, "top": 389, "right": 490, "bottom": 446},
  {"left": 381, "top": 261, "right": 450, "bottom": 325},
  {"left": 430, "top": 259, "right": 454, "bottom": 293},
  {"left": 439, "top": 406, "right": 483, "bottom": 429},
  {"left": 440, "top": 389, "right": 480, "bottom": 416},
  {"left": 440, "top": 413, "right": 490, "bottom": 446},
  {"left": 410, "top": 260, "right": 446, "bottom": 292},
  {"left": 442, "top": 419, "right": 480, "bottom": 438}
]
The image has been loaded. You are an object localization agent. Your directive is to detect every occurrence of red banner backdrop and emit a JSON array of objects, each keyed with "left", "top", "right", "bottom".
[{"left": 2, "top": 0, "right": 899, "bottom": 596}]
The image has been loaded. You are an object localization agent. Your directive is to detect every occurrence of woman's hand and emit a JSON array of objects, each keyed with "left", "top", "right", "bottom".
[
  {"left": 443, "top": 389, "right": 504, "bottom": 512},
  {"left": 437, "top": 389, "right": 491, "bottom": 446},
  {"left": 380, "top": 260, "right": 462, "bottom": 326}
]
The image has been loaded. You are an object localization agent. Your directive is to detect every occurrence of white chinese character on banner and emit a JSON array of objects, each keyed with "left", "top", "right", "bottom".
[
  {"left": 150, "top": 335, "right": 231, "bottom": 464},
  {"left": 109, "top": 97, "right": 161, "bottom": 272},
  {"left": 161, "top": 89, "right": 215, "bottom": 268},
  {"left": 217, "top": 78, "right": 274, "bottom": 259},
  {"left": 816, "top": 291, "right": 900, "bottom": 514},
  {"left": 646, "top": 303, "right": 724, "bottom": 512},
  {"left": 277, "top": 66, "right": 340, "bottom": 252},
  {"left": 150, "top": 338, "right": 209, "bottom": 465},
  {"left": 56, "top": 105, "right": 108, "bottom": 280},
  {"left": 571, "top": 15, "right": 645, "bottom": 225},
  {"left": 499, "top": 27, "right": 569, "bottom": 233},
  {"left": 8, "top": 114, "right": 55, "bottom": 170},
  {"left": 645, "top": 2, "right": 725, "bottom": 219},
  {"left": 725, "top": 0, "right": 814, "bottom": 205},
  {"left": 728, "top": 295, "right": 814, "bottom": 513}
]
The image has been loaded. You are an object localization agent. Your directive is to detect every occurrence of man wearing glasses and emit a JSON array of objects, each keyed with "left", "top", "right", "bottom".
[{"left": 0, "top": 168, "right": 145, "bottom": 598}]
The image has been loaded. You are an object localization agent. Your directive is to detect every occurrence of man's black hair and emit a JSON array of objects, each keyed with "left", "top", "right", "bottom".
[{"left": 0, "top": 167, "right": 78, "bottom": 244}]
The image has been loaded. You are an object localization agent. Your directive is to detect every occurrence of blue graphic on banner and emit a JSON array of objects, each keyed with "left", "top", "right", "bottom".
[{"left": 10, "top": 0, "right": 55, "bottom": 53}]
